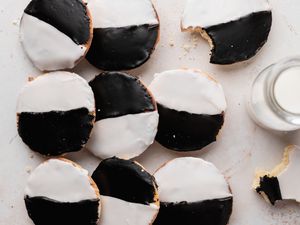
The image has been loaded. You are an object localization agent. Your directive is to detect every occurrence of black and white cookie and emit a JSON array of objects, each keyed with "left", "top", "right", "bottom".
[
  {"left": 25, "top": 158, "right": 101, "bottom": 225},
  {"left": 17, "top": 71, "right": 95, "bottom": 156},
  {"left": 149, "top": 69, "right": 226, "bottom": 151},
  {"left": 20, "top": 0, "right": 93, "bottom": 71},
  {"left": 254, "top": 145, "right": 300, "bottom": 205},
  {"left": 181, "top": 0, "right": 272, "bottom": 64},
  {"left": 87, "top": 72, "right": 158, "bottom": 159},
  {"left": 86, "top": 0, "right": 160, "bottom": 70},
  {"left": 92, "top": 157, "right": 159, "bottom": 225},
  {"left": 154, "top": 157, "right": 233, "bottom": 225}
]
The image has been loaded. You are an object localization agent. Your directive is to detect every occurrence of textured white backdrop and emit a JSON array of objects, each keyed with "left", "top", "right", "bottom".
[{"left": 0, "top": 0, "right": 300, "bottom": 224}]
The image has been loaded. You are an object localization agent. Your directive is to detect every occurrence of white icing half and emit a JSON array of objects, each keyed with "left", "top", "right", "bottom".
[
  {"left": 99, "top": 195, "right": 158, "bottom": 225},
  {"left": 17, "top": 71, "right": 95, "bottom": 113},
  {"left": 20, "top": 13, "right": 86, "bottom": 71},
  {"left": 277, "top": 146, "right": 300, "bottom": 202},
  {"left": 25, "top": 159, "right": 98, "bottom": 202},
  {"left": 182, "top": 0, "right": 271, "bottom": 29},
  {"left": 154, "top": 157, "right": 232, "bottom": 203},
  {"left": 87, "top": 111, "right": 158, "bottom": 159},
  {"left": 149, "top": 69, "right": 227, "bottom": 115},
  {"left": 274, "top": 67, "right": 300, "bottom": 114},
  {"left": 88, "top": 0, "right": 158, "bottom": 28}
]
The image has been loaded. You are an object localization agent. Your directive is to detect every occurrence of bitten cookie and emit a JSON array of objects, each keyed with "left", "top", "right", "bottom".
[
  {"left": 149, "top": 69, "right": 226, "bottom": 151},
  {"left": 154, "top": 157, "right": 233, "bottom": 225},
  {"left": 181, "top": 0, "right": 272, "bottom": 64},
  {"left": 254, "top": 145, "right": 300, "bottom": 205},
  {"left": 17, "top": 71, "right": 95, "bottom": 156},
  {"left": 24, "top": 158, "right": 101, "bottom": 225},
  {"left": 92, "top": 157, "right": 159, "bottom": 225},
  {"left": 20, "top": 0, "right": 93, "bottom": 71},
  {"left": 86, "top": 72, "right": 158, "bottom": 159},
  {"left": 86, "top": 0, "right": 160, "bottom": 70}
]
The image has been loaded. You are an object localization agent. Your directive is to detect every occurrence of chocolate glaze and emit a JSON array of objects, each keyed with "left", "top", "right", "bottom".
[
  {"left": 256, "top": 175, "right": 282, "bottom": 205},
  {"left": 18, "top": 108, "right": 94, "bottom": 156},
  {"left": 24, "top": 0, "right": 90, "bottom": 45},
  {"left": 89, "top": 72, "right": 155, "bottom": 121},
  {"left": 154, "top": 197, "right": 233, "bottom": 225},
  {"left": 92, "top": 157, "right": 157, "bottom": 205},
  {"left": 156, "top": 104, "right": 224, "bottom": 151},
  {"left": 25, "top": 196, "right": 99, "bottom": 225},
  {"left": 86, "top": 24, "right": 159, "bottom": 70},
  {"left": 204, "top": 11, "right": 272, "bottom": 64}
]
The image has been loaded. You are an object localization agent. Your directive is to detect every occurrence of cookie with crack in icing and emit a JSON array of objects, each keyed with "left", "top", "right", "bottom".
[
  {"left": 20, "top": 0, "right": 93, "bottom": 71},
  {"left": 153, "top": 157, "right": 233, "bottom": 225},
  {"left": 86, "top": 71, "right": 158, "bottom": 159},
  {"left": 86, "top": 0, "right": 160, "bottom": 70},
  {"left": 24, "top": 158, "right": 101, "bottom": 225},
  {"left": 92, "top": 157, "right": 159, "bottom": 225},
  {"left": 149, "top": 69, "right": 226, "bottom": 151},
  {"left": 17, "top": 71, "right": 95, "bottom": 156},
  {"left": 181, "top": 0, "right": 272, "bottom": 64},
  {"left": 254, "top": 145, "right": 300, "bottom": 205}
]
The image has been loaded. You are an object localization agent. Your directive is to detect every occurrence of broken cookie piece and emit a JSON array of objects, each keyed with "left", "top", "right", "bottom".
[
  {"left": 181, "top": 0, "right": 272, "bottom": 64},
  {"left": 253, "top": 145, "right": 300, "bottom": 205}
]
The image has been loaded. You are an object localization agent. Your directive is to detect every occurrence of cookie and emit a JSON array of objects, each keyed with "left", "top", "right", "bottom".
[
  {"left": 20, "top": 0, "right": 93, "bottom": 71},
  {"left": 149, "top": 69, "right": 226, "bottom": 151},
  {"left": 92, "top": 157, "right": 159, "bottom": 225},
  {"left": 17, "top": 71, "right": 95, "bottom": 156},
  {"left": 86, "top": 0, "right": 160, "bottom": 70},
  {"left": 254, "top": 145, "right": 300, "bottom": 205},
  {"left": 86, "top": 72, "right": 158, "bottom": 159},
  {"left": 24, "top": 158, "right": 101, "bottom": 225},
  {"left": 181, "top": 0, "right": 272, "bottom": 64},
  {"left": 153, "top": 157, "right": 233, "bottom": 225}
]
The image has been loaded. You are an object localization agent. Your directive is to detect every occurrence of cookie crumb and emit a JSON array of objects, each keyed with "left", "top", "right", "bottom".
[
  {"left": 12, "top": 20, "right": 18, "bottom": 26},
  {"left": 25, "top": 166, "right": 32, "bottom": 174},
  {"left": 169, "top": 39, "right": 175, "bottom": 47}
]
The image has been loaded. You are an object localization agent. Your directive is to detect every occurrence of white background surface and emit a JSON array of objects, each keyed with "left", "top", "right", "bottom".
[{"left": 0, "top": 0, "right": 300, "bottom": 224}]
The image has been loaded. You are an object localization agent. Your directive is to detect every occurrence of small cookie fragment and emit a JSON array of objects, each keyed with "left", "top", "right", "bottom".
[
  {"left": 25, "top": 159, "right": 101, "bottom": 225},
  {"left": 92, "top": 157, "right": 159, "bottom": 225},
  {"left": 254, "top": 145, "right": 300, "bottom": 205},
  {"left": 149, "top": 69, "right": 226, "bottom": 151},
  {"left": 20, "top": 0, "right": 93, "bottom": 71},
  {"left": 181, "top": 0, "right": 272, "bottom": 64},
  {"left": 17, "top": 71, "right": 95, "bottom": 156},
  {"left": 87, "top": 72, "right": 158, "bottom": 159},
  {"left": 153, "top": 157, "right": 233, "bottom": 225},
  {"left": 86, "top": 0, "right": 160, "bottom": 70}
]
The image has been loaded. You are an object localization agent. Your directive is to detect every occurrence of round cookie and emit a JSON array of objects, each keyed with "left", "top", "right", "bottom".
[
  {"left": 17, "top": 71, "right": 95, "bottom": 156},
  {"left": 153, "top": 157, "right": 232, "bottom": 225},
  {"left": 181, "top": 0, "right": 272, "bottom": 64},
  {"left": 86, "top": 0, "right": 160, "bottom": 70},
  {"left": 20, "top": 0, "right": 93, "bottom": 71},
  {"left": 149, "top": 69, "right": 226, "bottom": 151},
  {"left": 92, "top": 157, "right": 159, "bottom": 225},
  {"left": 86, "top": 71, "right": 158, "bottom": 159},
  {"left": 25, "top": 158, "right": 101, "bottom": 225}
]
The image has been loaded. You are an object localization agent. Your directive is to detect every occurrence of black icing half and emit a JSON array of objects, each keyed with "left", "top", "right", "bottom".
[
  {"left": 86, "top": 24, "right": 159, "bottom": 70},
  {"left": 204, "top": 11, "right": 272, "bottom": 64},
  {"left": 18, "top": 108, "right": 94, "bottom": 156},
  {"left": 24, "top": 0, "right": 90, "bottom": 45},
  {"left": 154, "top": 197, "right": 233, "bottom": 225},
  {"left": 25, "top": 196, "right": 100, "bottom": 225},
  {"left": 89, "top": 72, "right": 156, "bottom": 121},
  {"left": 155, "top": 104, "right": 224, "bottom": 151},
  {"left": 92, "top": 157, "right": 157, "bottom": 205},
  {"left": 256, "top": 175, "right": 282, "bottom": 205}
]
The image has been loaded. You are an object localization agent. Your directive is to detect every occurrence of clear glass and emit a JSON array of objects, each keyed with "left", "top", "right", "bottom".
[{"left": 248, "top": 56, "right": 300, "bottom": 131}]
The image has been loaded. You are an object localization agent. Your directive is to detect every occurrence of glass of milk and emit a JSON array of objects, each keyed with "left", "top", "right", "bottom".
[{"left": 248, "top": 57, "right": 300, "bottom": 131}]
